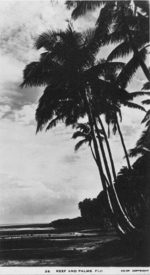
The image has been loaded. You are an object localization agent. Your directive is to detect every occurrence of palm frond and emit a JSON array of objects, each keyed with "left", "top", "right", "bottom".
[
  {"left": 35, "top": 85, "right": 67, "bottom": 133},
  {"left": 129, "top": 91, "right": 150, "bottom": 100},
  {"left": 35, "top": 30, "right": 61, "bottom": 51},
  {"left": 136, "top": 127, "right": 150, "bottom": 148},
  {"left": 66, "top": 1, "right": 102, "bottom": 20},
  {"left": 112, "top": 123, "right": 117, "bottom": 135},
  {"left": 81, "top": 28, "right": 100, "bottom": 58},
  {"left": 145, "top": 120, "right": 150, "bottom": 127},
  {"left": 107, "top": 41, "right": 133, "bottom": 61},
  {"left": 76, "top": 123, "right": 90, "bottom": 133},
  {"left": 65, "top": 1, "right": 76, "bottom": 9},
  {"left": 128, "top": 147, "right": 145, "bottom": 158},
  {"left": 20, "top": 59, "right": 62, "bottom": 88},
  {"left": 123, "top": 101, "right": 145, "bottom": 112},
  {"left": 117, "top": 108, "right": 122, "bottom": 122},
  {"left": 86, "top": 61, "right": 125, "bottom": 77},
  {"left": 46, "top": 115, "right": 64, "bottom": 131},
  {"left": 116, "top": 47, "right": 148, "bottom": 89},
  {"left": 95, "top": 1, "right": 116, "bottom": 38},
  {"left": 101, "top": 31, "right": 126, "bottom": 47},
  {"left": 142, "top": 81, "right": 150, "bottom": 90},
  {"left": 75, "top": 139, "right": 88, "bottom": 151},
  {"left": 142, "top": 99, "right": 150, "bottom": 105},
  {"left": 72, "top": 131, "right": 87, "bottom": 139},
  {"left": 141, "top": 109, "right": 150, "bottom": 123}
]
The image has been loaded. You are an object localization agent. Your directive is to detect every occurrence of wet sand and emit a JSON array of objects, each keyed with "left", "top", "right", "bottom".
[{"left": 0, "top": 228, "right": 149, "bottom": 266}]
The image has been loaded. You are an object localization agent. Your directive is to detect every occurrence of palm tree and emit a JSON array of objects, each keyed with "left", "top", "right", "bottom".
[
  {"left": 94, "top": 62, "right": 148, "bottom": 170},
  {"left": 128, "top": 78, "right": 150, "bottom": 158},
  {"left": 72, "top": 122, "right": 103, "bottom": 165},
  {"left": 66, "top": 0, "right": 149, "bottom": 168},
  {"left": 72, "top": 95, "right": 146, "bottom": 235},
  {"left": 21, "top": 23, "right": 149, "bottom": 239},
  {"left": 72, "top": 122, "right": 113, "bottom": 188},
  {"left": 64, "top": 1, "right": 150, "bottom": 244},
  {"left": 105, "top": 4, "right": 150, "bottom": 87},
  {"left": 72, "top": 121, "right": 139, "bottom": 235},
  {"left": 66, "top": 0, "right": 150, "bottom": 83},
  {"left": 21, "top": 24, "right": 125, "bottom": 187}
]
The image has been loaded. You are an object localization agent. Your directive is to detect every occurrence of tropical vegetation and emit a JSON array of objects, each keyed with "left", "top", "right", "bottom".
[
  {"left": 78, "top": 196, "right": 112, "bottom": 229},
  {"left": 21, "top": 0, "right": 150, "bottom": 246}
]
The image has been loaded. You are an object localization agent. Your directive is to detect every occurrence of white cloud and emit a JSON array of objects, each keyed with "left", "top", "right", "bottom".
[
  {"left": 0, "top": 115, "right": 102, "bottom": 224},
  {"left": 12, "top": 104, "right": 36, "bottom": 125},
  {"left": 0, "top": 1, "right": 98, "bottom": 63},
  {"left": 0, "top": 105, "right": 11, "bottom": 118},
  {"left": 0, "top": 173, "right": 80, "bottom": 224},
  {"left": 0, "top": 51, "right": 43, "bottom": 114}
]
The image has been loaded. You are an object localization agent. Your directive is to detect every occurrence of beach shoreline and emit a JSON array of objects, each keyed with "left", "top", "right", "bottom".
[{"left": 0, "top": 226, "right": 149, "bottom": 267}]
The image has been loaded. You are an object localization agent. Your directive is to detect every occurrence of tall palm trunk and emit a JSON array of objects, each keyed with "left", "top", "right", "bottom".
[
  {"left": 83, "top": 89, "right": 106, "bottom": 190},
  {"left": 83, "top": 88, "right": 136, "bottom": 237},
  {"left": 116, "top": 115, "right": 131, "bottom": 170},
  {"left": 98, "top": 116, "right": 136, "bottom": 226},
  {"left": 95, "top": 117, "right": 136, "bottom": 231},
  {"left": 93, "top": 117, "right": 112, "bottom": 186},
  {"left": 98, "top": 116, "right": 117, "bottom": 182}
]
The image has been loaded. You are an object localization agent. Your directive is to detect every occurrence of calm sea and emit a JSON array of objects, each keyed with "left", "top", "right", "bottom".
[{"left": 0, "top": 224, "right": 54, "bottom": 239}]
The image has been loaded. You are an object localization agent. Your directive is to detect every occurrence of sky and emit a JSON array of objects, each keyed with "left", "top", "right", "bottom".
[{"left": 0, "top": 0, "right": 149, "bottom": 225}]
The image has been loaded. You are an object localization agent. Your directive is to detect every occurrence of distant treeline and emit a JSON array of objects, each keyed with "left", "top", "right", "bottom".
[
  {"left": 49, "top": 217, "right": 92, "bottom": 229},
  {"left": 79, "top": 159, "right": 150, "bottom": 231},
  {"left": 50, "top": 159, "right": 150, "bottom": 230},
  {"left": 78, "top": 195, "right": 112, "bottom": 229}
]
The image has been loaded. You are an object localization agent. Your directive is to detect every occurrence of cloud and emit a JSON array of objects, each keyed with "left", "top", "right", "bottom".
[
  {"left": 0, "top": 109, "right": 103, "bottom": 224},
  {"left": 0, "top": 175, "right": 79, "bottom": 224},
  {"left": 63, "top": 154, "right": 80, "bottom": 164},
  {"left": 0, "top": 0, "right": 99, "bottom": 122},
  {"left": 0, "top": 1, "right": 68, "bottom": 62},
  {"left": 0, "top": 1, "right": 98, "bottom": 63},
  {"left": 0, "top": 51, "right": 43, "bottom": 111},
  {"left": 0, "top": 105, "right": 11, "bottom": 119}
]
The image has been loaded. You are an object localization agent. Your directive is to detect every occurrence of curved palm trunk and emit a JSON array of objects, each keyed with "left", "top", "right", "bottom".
[
  {"left": 83, "top": 89, "right": 107, "bottom": 190},
  {"left": 105, "top": 188, "right": 127, "bottom": 237},
  {"left": 83, "top": 88, "right": 136, "bottom": 238},
  {"left": 93, "top": 117, "right": 112, "bottom": 186},
  {"left": 116, "top": 116, "right": 131, "bottom": 170},
  {"left": 95, "top": 117, "right": 137, "bottom": 231},
  {"left": 90, "top": 143, "right": 98, "bottom": 164},
  {"left": 98, "top": 116, "right": 117, "bottom": 182}
]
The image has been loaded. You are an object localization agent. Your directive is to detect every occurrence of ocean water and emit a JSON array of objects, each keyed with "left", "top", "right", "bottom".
[
  {"left": 0, "top": 227, "right": 54, "bottom": 231},
  {"left": 0, "top": 225, "right": 55, "bottom": 239}
]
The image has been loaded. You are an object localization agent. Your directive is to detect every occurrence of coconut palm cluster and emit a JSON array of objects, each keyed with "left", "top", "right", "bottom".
[{"left": 21, "top": 0, "right": 150, "bottom": 244}]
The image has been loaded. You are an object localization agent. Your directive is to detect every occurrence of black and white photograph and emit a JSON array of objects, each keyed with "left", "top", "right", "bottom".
[{"left": 0, "top": 0, "right": 150, "bottom": 273}]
